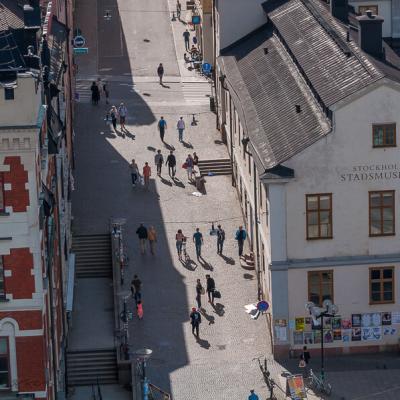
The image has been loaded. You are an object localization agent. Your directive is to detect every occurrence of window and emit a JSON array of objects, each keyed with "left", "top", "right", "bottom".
[
  {"left": 0, "top": 258, "right": 4, "bottom": 299},
  {"left": 4, "top": 88, "right": 14, "bottom": 101},
  {"left": 369, "top": 191, "right": 395, "bottom": 236},
  {"left": 0, "top": 174, "right": 4, "bottom": 212},
  {"left": 373, "top": 124, "right": 396, "bottom": 147},
  {"left": 370, "top": 267, "right": 394, "bottom": 304},
  {"left": 0, "top": 338, "right": 9, "bottom": 388},
  {"left": 358, "top": 5, "right": 378, "bottom": 15},
  {"left": 308, "top": 270, "right": 333, "bottom": 306},
  {"left": 306, "top": 194, "right": 332, "bottom": 239}
]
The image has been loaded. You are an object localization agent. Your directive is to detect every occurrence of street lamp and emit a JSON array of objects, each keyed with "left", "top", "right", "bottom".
[
  {"left": 132, "top": 348, "right": 153, "bottom": 400},
  {"left": 305, "top": 299, "right": 338, "bottom": 382}
]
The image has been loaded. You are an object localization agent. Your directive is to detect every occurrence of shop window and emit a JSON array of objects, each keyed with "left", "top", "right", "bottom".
[
  {"left": 373, "top": 124, "right": 396, "bottom": 148},
  {"left": 308, "top": 270, "right": 333, "bottom": 306},
  {"left": 369, "top": 191, "right": 395, "bottom": 236},
  {"left": 370, "top": 267, "right": 394, "bottom": 304},
  {"left": 0, "top": 338, "right": 9, "bottom": 389},
  {"left": 306, "top": 194, "right": 332, "bottom": 239}
]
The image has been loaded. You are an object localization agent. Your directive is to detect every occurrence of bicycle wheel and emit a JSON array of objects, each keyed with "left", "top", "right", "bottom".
[{"left": 323, "top": 382, "right": 332, "bottom": 396}]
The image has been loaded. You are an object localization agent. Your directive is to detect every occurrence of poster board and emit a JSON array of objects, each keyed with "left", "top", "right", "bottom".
[{"left": 286, "top": 374, "right": 307, "bottom": 399}]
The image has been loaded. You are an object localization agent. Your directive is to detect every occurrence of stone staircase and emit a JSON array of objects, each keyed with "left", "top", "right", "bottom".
[
  {"left": 197, "top": 158, "right": 232, "bottom": 177},
  {"left": 66, "top": 348, "right": 118, "bottom": 386},
  {"left": 72, "top": 234, "right": 112, "bottom": 278}
]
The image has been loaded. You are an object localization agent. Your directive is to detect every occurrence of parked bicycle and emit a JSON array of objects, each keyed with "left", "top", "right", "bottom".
[
  {"left": 306, "top": 368, "right": 332, "bottom": 396},
  {"left": 253, "top": 357, "right": 277, "bottom": 400}
]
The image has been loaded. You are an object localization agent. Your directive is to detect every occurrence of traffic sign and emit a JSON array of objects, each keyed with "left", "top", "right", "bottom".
[
  {"left": 257, "top": 300, "right": 270, "bottom": 312},
  {"left": 73, "top": 47, "right": 88, "bottom": 55},
  {"left": 73, "top": 35, "right": 85, "bottom": 47}
]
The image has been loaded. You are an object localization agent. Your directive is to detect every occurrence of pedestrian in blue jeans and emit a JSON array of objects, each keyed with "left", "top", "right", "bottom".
[
  {"left": 193, "top": 227, "right": 203, "bottom": 260},
  {"left": 235, "top": 225, "right": 247, "bottom": 257},
  {"left": 177, "top": 116, "right": 185, "bottom": 142}
]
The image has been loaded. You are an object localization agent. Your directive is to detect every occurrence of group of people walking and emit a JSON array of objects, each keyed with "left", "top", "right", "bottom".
[{"left": 90, "top": 78, "right": 109, "bottom": 105}]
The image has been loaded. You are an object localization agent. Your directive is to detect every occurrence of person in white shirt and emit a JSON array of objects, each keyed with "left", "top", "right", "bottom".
[
  {"left": 118, "top": 102, "right": 128, "bottom": 131},
  {"left": 177, "top": 117, "right": 185, "bottom": 142}
]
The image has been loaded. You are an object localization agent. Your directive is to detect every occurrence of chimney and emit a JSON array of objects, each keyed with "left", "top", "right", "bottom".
[
  {"left": 330, "top": 0, "right": 348, "bottom": 23},
  {"left": 357, "top": 11, "right": 384, "bottom": 57}
]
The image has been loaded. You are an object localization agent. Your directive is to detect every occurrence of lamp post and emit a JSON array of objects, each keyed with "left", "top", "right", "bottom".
[
  {"left": 305, "top": 300, "right": 338, "bottom": 382},
  {"left": 132, "top": 348, "right": 153, "bottom": 400}
]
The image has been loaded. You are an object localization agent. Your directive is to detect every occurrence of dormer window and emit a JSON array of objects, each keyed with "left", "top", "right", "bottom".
[
  {"left": 4, "top": 88, "right": 14, "bottom": 101},
  {"left": 373, "top": 124, "right": 396, "bottom": 148}
]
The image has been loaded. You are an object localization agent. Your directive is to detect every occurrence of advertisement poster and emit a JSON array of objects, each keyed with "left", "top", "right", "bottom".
[
  {"left": 362, "top": 327, "right": 382, "bottom": 341},
  {"left": 382, "top": 312, "right": 392, "bottom": 326},
  {"left": 289, "top": 320, "right": 296, "bottom": 329},
  {"left": 391, "top": 312, "right": 400, "bottom": 324},
  {"left": 342, "top": 329, "right": 352, "bottom": 342},
  {"left": 383, "top": 327, "right": 397, "bottom": 336},
  {"left": 293, "top": 331, "right": 304, "bottom": 345},
  {"left": 275, "top": 326, "right": 288, "bottom": 342},
  {"left": 333, "top": 329, "right": 342, "bottom": 340},
  {"left": 352, "top": 327, "right": 361, "bottom": 341},
  {"left": 295, "top": 318, "right": 305, "bottom": 331},
  {"left": 303, "top": 332, "right": 314, "bottom": 344},
  {"left": 275, "top": 319, "right": 287, "bottom": 327},
  {"left": 287, "top": 375, "right": 307, "bottom": 399},
  {"left": 352, "top": 314, "right": 361, "bottom": 327},
  {"left": 323, "top": 317, "right": 332, "bottom": 329},
  {"left": 324, "top": 330, "right": 333, "bottom": 343},
  {"left": 314, "top": 330, "right": 321, "bottom": 344},
  {"left": 341, "top": 319, "right": 352, "bottom": 329},
  {"left": 305, "top": 317, "right": 312, "bottom": 330},
  {"left": 332, "top": 317, "right": 341, "bottom": 330},
  {"left": 362, "top": 313, "right": 381, "bottom": 327}
]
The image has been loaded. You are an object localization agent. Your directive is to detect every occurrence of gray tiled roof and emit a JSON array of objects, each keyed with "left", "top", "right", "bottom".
[
  {"left": 0, "top": 1, "right": 24, "bottom": 31},
  {"left": 219, "top": 25, "right": 331, "bottom": 170},
  {"left": 263, "top": 0, "right": 385, "bottom": 107}
]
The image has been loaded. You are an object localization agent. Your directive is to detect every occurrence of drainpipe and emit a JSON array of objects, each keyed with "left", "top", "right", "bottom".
[
  {"left": 253, "top": 162, "right": 261, "bottom": 300},
  {"left": 212, "top": 0, "right": 219, "bottom": 130}
]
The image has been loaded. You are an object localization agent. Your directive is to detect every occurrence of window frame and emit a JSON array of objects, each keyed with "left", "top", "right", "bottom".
[
  {"left": 0, "top": 337, "right": 10, "bottom": 390},
  {"left": 0, "top": 174, "right": 4, "bottom": 212},
  {"left": 306, "top": 193, "right": 333, "bottom": 240},
  {"left": 372, "top": 123, "right": 396, "bottom": 148},
  {"left": 369, "top": 190, "right": 395, "bottom": 237},
  {"left": 369, "top": 266, "right": 395, "bottom": 304},
  {"left": 307, "top": 270, "right": 334, "bottom": 306}
]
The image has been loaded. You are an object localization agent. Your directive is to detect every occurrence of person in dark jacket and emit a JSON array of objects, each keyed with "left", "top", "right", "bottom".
[
  {"left": 90, "top": 81, "right": 100, "bottom": 105},
  {"left": 195, "top": 279, "right": 203, "bottom": 309},
  {"left": 189, "top": 307, "right": 202, "bottom": 337},
  {"left": 206, "top": 274, "right": 215, "bottom": 304},
  {"left": 136, "top": 223, "right": 148, "bottom": 254},
  {"left": 131, "top": 275, "right": 142, "bottom": 304},
  {"left": 157, "top": 63, "right": 164, "bottom": 85},
  {"left": 235, "top": 225, "right": 247, "bottom": 257},
  {"left": 166, "top": 150, "right": 176, "bottom": 177},
  {"left": 216, "top": 224, "right": 225, "bottom": 254}
]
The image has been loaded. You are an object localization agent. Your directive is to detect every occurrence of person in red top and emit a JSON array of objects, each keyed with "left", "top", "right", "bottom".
[{"left": 143, "top": 162, "right": 151, "bottom": 190}]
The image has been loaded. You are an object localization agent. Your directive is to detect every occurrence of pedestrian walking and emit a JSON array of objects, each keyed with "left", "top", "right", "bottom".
[
  {"left": 118, "top": 102, "right": 128, "bottom": 131},
  {"left": 157, "top": 63, "right": 164, "bottom": 85},
  {"left": 193, "top": 152, "right": 199, "bottom": 165},
  {"left": 235, "top": 225, "right": 247, "bottom": 257},
  {"left": 103, "top": 81, "right": 110, "bottom": 104},
  {"left": 109, "top": 105, "right": 118, "bottom": 131},
  {"left": 248, "top": 389, "right": 259, "bottom": 400},
  {"left": 143, "top": 162, "right": 151, "bottom": 190},
  {"left": 299, "top": 345, "right": 311, "bottom": 374},
  {"left": 131, "top": 275, "right": 142, "bottom": 304},
  {"left": 129, "top": 159, "right": 140, "bottom": 187},
  {"left": 206, "top": 275, "right": 215, "bottom": 303},
  {"left": 90, "top": 81, "right": 100, "bottom": 105},
  {"left": 185, "top": 154, "right": 194, "bottom": 181},
  {"left": 137, "top": 300, "right": 144, "bottom": 320},
  {"left": 193, "top": 227, "right": 203, "bottom": 260},
  {"left": 183, "top": 29, "right": 190, "bottom": 51},
  {"left": 189, "top": 307, "right": 202, "bottom": 337},
  {"left": 147, "top": 226, "right": 157, "bottom": 255},
  {"left": 158, "top": 116, "right": 167, "bottom": 142},
  {"left": 154, "top": 149, "right": 164, "bottom": 176},
  {"left": 176, "top": 229, "right": 185, "bottom": 259},
  {"left": 166, "top": 150, "right": 176, "bottom": 177},
  {"left": 176, "top": 0, "right": 181, "bottom": 19},
  {"left": 177, "top": 116, "right": 185, "bottom": 142},
  {"left": 136, "top": 223, "right": 148, "bottom": 254},
  {"left": 216, "top": 224, "right": 225, "bottom": 254},
  {"left": 195, "top": 278, "right": 204, "bottom": 309}
]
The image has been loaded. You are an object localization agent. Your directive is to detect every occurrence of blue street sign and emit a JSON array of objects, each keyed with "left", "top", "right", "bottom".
[
  {"left": 202, "top": 62, "right": 211, "bottom": 75},
  {"left": 192, "top": 15, "right": 201, "bottom": 24},
  {"left": 73, "top": 47, "right": 88, "bottom": 55},
  {"left": 257, "top": 300, "right": 269, "bottom": 312},
  {"left": 73, "top": 35, "right": 86, "bottom": 47}
]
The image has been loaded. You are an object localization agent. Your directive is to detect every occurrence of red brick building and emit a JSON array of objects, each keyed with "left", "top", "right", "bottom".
[{"left": 0, "top": 1, "right": 75, "bottom": 398}]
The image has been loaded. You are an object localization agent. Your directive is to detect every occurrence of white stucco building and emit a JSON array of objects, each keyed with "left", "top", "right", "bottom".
[{"left": 216, "top": 0, "right": 400, "bottom": 356}]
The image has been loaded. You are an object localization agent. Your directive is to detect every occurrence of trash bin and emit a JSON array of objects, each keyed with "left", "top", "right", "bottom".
[{"left": 209, "top": 96, "right": 215, "bottom": 112}]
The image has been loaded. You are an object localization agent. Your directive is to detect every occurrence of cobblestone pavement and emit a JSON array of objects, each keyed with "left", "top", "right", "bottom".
[{"left": 72, "top": 0, "right": 400, "bottom": 399}]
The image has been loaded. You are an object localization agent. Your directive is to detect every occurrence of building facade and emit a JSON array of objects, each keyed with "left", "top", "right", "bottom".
[
  {"left": 216, "top": 0, "right": 400, "bottom": 356},
  {"left": 0, "top": 0, "right": 74, "bottom": 398}
]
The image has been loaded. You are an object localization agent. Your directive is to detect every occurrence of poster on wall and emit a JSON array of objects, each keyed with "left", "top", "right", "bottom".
[
  {"left": 362, "top": 327, "right": 382, "bottom": 341},
  {"left": 332, "top": 317, "right": 341, "bottom": 330},
  {"left": 314, "top": 330, "right": 321, "bottom": 344},
  {"left": 324, "top": 330, "right": 333, "bottom": 343},
  {"left": 323, "top": 317, "right": 332, "bottom": 329},
  {"left": 391, "top": 312, "right": 400, "bottom": 324},
  {"left": 362, "top": 313, "right": 381, "bottom": 327},
  {"left": 293, "top": 331, "right": 304, "bottom": 345},
  {"left": 333, "top": 329, "right": 342, "bottom": 341},
  {"left": 305, "top": 317, "right": 312, "bottom": 330},
  {"left": 341, "top": 319, "right": 352, "bottom": 329},
  {"left": 295, "top": 318, "right": 305, "bottom": 331},
  {"left": 275, "top": 326, "right": 288, "bottom": 342},
  {"left": 303, "top": 332, "right": 314, "bottom": 345},
  {"left": 383, "top": 327, "right": 397, "bottom": 335},
  {"left": 352, "top": 314, "right": 362, "bottom": 327},
  {"left": 342, "top": 329, "right": 352, "bottom": 342},
  {"left": 382, "top": 312, "right": 392, "bottom": 326},
  {"left": 289, "top": 320, "right": 296, "bottom": 329},
  {"left": 352, "top": 327, "right": 361, "bottom": 341}
]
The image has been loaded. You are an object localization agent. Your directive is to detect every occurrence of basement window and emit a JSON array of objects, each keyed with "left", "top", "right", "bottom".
[{"left": 4, "top": 88, "right": 14, "bottom": 101}]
